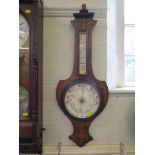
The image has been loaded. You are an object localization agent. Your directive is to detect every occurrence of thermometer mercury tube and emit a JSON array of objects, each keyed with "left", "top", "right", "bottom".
[{"left": 79, "top": 32, "right": 87, "bottom": 75}]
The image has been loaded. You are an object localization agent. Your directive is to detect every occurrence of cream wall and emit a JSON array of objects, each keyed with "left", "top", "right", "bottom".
[
  {"left": 42, "top": 0, "right": 135, "bottom": 155},
  {"left": 43, "top": 0, "right": 107, "bottom": 8}
]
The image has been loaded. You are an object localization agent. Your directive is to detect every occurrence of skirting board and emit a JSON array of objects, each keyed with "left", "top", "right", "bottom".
[{"left": 43, "top": 144, "right": 135, "bottom": 155}]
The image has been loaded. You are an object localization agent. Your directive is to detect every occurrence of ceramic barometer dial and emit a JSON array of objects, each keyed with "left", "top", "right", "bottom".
[{"left": 56, "top": 4, "right": 109, "bottom": 147}]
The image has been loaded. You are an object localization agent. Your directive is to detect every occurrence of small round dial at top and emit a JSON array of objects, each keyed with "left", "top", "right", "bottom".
[
  {"left": 19, "top": 14, "right": 29, "bottom": 47},
  {"left": 63, "top": 82, "right": 101, "bottom": 119}
]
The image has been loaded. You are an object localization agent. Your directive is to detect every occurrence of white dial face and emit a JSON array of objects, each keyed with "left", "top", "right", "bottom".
[
  {"left": 19, "top": 14, "right": 29, "bottom": 47},
  {"left": 64, "top": 83, "right": 100, "bottom": 119}
]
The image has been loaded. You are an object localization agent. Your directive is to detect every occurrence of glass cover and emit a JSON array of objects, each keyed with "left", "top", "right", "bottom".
[
  {"left": 79, "top": 32, "right": 87, "bottom": 75},
  {"left": 19, "top": 14, "right": 29, "bottom": 47},
  {"left": 19, "top": 86, "right": 29, "bottom": 120},
  {"left": 19, "top": 13, "right": 30, "bottom": 120},
  {"left": 64, "top": 82, "right": 100, "bottom": 119}
]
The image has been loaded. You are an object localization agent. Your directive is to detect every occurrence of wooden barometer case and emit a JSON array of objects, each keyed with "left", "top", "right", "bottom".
[
  {"left": 19, "top": 0, "right": 44, "bottom": 153},
  {"left": 56, "top": 4, "right": 109, "bottom": 147}
]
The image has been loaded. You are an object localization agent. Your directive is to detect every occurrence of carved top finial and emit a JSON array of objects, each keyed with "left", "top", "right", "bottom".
[
  {"left": 82, "top": 4, "right": 86, "bottom": 10},
  {"left": 73, "top": 3, "right": 94, "bottom": 18},
  {"left": 80, "top": 4, "right": 88, "bottom": 12}
]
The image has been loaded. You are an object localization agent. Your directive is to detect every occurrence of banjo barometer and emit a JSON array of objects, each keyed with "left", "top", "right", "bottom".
[{"left": 56, "top": 4, "right": 109, "bottom": 147}]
